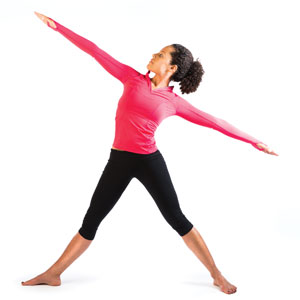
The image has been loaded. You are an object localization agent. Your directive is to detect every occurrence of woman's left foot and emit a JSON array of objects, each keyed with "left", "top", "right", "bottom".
[{"left": 212, "top": 272, "right": 237, "bottom": 294}]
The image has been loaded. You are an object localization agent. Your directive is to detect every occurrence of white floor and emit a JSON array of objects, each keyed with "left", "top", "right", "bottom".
[{"left": 5, "top": 223, "right": 300, "bottom": 300}]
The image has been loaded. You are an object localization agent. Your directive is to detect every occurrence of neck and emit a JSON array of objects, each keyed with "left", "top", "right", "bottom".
[{"left": 151, "top": 74, "right": 170, "bottom": 88}]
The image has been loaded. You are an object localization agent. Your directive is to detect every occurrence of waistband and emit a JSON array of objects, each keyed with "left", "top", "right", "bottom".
[{"left": 110, "top": 148, "right": 161, "bottom": 160}]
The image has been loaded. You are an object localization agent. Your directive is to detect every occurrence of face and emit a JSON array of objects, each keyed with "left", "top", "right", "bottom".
[{"left": 147, "top": 45, "right": 177, "bottom": 76}]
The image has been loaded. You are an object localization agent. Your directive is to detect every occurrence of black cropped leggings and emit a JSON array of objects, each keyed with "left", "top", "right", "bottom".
[{"left": 78, "top": 148, "right": 194, "bottom": 240}]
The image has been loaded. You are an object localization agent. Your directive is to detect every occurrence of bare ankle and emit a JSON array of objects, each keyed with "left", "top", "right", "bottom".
[
  {"left": 211, "top": 268, "right": 222, "bottom": 279},
  {"left": 46, "top": 267, "right": 62, "bottom": 277}
]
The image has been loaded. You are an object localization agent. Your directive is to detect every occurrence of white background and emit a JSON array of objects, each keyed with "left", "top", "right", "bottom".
[{"left": 1, "top": 0, "right": 299, "bottom": 299}]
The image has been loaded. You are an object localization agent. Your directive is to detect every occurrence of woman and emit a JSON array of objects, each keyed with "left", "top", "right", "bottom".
[{"left": 21, "top": 12, "right": 278, "bottom": 294}]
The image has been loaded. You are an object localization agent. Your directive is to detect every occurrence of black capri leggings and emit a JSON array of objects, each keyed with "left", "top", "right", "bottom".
[{"left": 78, "top": 148, "right": 193, "bottom": 240}]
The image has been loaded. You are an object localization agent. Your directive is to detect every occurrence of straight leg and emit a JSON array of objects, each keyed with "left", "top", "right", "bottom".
[
  {"left": 135, "top": 154, "right": 193, "bottom": 236},
  {"left": 135, "top": 152, "right": 237, "bottom": 294},
  {"left": 78, "top": 157, "right": 134, "bottom": 240},
  {"left": 181, "top": 227, "right": 237, "bottom": 294},
  {"left": 22, "top": 232, "right": 92, "bottom": 286},
  {"left": 22, "top": 153, "right": 134, "bottom": 286}
]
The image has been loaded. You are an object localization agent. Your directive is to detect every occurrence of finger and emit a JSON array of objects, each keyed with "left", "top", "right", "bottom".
[
  {"left": 268, "top": 150, "right": 278, "bottom": 156},
  {"left": 35, "top": 12, "right": 44, "bottom": 20},
  {"left": 268, "top": 148, "right": 276, "bottom": 155},
  {"left": 34, "top": 12, "right": 48, "bottom": 24}
]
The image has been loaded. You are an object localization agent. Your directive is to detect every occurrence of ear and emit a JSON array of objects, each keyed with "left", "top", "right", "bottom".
[{"left": 170, "top": 64, "right": 177, "bottom": 74}]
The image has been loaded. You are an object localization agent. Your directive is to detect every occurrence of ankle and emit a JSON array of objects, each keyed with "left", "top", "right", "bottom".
[
  {"left": 210, "top": 268, "right": 222, "bottom": 279},
  {"left": 46, "top": 267, "right": 62, "bottom": 277}
]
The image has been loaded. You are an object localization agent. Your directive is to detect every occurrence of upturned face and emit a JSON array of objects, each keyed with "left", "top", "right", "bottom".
[{"left": 147, "top": 45, "right": 177, "bottom": 76}]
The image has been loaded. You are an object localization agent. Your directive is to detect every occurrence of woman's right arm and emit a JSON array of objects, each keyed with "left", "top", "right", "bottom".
[{"left": 35, "top": 12, "right": 140, "bottom": 84}]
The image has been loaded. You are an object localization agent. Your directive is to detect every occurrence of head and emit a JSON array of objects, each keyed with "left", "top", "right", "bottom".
[{"left": 147, "top": 44, "right": 205, "bottom": 94}]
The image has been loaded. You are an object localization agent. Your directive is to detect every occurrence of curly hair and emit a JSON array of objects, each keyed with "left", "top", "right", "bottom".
[{"left": 169, "top": 44, "right": 205, "bottom": 94}]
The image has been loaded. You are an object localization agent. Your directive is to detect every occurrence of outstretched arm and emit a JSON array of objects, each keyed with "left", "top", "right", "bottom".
[
  {"left": 34, "top": 12, "right": 140, "bottom": 84},
  {"left": 174, "top": 94, "right": 268, "bottom": 152}
]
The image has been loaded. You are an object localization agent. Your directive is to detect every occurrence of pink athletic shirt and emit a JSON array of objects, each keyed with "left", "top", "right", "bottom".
[{"left": 47, "top": 18, "right": 267, "bottom": 154}]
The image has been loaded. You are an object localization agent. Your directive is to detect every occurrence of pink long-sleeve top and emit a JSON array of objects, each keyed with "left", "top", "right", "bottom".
[{"left": 47, "top": 18, "right": 267, "bottom": 154}]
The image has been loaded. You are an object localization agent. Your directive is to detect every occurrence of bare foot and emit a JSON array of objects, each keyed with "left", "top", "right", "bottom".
[
  {"left": 213, "top": 273, "right": 237, "bottom": 294},
  {"left": 21, "top": 271, "right": 61, "bottom": 286}
]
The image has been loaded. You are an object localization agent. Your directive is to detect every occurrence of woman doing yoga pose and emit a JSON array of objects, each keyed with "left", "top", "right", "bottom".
[{"left": 21, "top": 12, "right": 278, "bottom": 294}]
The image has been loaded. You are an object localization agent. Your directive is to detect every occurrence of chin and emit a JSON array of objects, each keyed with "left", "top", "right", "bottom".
[{"left": 147, "top": 61, "right": 154, "bottom": 69}]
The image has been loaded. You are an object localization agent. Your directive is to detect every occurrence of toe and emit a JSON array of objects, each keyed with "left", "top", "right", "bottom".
[{"left": 22, "top": 279, "right": 36, "bottom": 285}]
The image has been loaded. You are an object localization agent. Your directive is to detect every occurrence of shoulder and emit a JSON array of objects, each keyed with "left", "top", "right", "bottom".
[
  {"left": 171, "top": 92, "right": 186, "bottom": 108},
  {"left": 123, "top": 68, "right": 143, "bottom": 84}
]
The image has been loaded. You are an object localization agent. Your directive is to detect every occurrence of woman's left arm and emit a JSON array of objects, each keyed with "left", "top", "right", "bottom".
[{"left": 174, "top": 95, "right": 278, "bottom": 155}]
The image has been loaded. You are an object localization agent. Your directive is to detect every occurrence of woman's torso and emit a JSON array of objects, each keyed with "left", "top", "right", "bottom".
[{"left": 112, "top": 146, "right": 124, "bottom": 151}]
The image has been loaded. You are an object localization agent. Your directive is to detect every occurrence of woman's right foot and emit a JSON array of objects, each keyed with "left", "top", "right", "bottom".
[
  {"left": 212, "top": 272, "right": 237, "bottom": 294},
  {"left": 21, "top": 271, "right": 61, "bottom": 286}
]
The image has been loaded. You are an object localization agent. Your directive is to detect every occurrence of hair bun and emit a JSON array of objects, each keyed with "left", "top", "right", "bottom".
[{"left": 170, "top": 44, "right": 205, "bottom": 94}]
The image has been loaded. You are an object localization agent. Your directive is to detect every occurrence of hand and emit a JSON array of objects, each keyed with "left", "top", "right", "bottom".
[
  {"left": 34, "top": 11, "right": 57, "bottom": 29},
  {"left": 256, "top": 143, "right": 279, "bottom": 156}
]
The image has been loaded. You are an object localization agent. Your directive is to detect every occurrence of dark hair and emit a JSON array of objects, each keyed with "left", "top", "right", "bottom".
[{"left": 169, "top": 44, "right": 205, "bottom": 94}]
